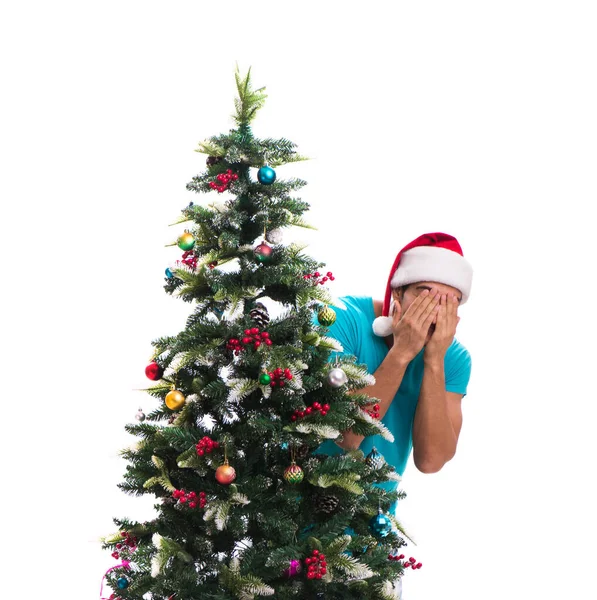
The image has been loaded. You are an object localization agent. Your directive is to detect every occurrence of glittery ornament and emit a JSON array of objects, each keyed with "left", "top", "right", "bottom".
[
  {"left": 369, "top": 508, "right": 393, "bottom": 538},
  {"left": 365, "top": 447, "right": 385, "bottom": 470},
  {"left": 317, "top": 306, "right": 337, "bottom": 327},
  {"left": 177, "top": 232, "right": 195, "bottom": 251},
  {"left": 326, "top": 367, "right": 348, "bottom": 388},
  {"left": 257, "top": 165, "right": 276, "bottom": 185},
  {"left": 283, "top": 559, "right": 302, "bottom": 578},
  {"left": 135, "top": 408, "right": 146, "bottom": 422},
  {"left": 165, "top": 389, "right": 185, "bottom": 410},
  {"left": 254, "top": 241, "right": 273, "bottom": 263},
  {"left": 215, "top": 461, "right": 236, "bottom": 485},
  {"left": 145, "top": 361, "right": 164, "bottom": 381},
  {"left": 265, "top": 228, "right": 283, "bottom": 244},
  {"left": 283, "top": 462, "right": 304, "bottom": 484}
]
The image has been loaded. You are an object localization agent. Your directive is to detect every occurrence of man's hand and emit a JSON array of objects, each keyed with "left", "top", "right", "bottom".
[
  {"left": 392, "top": 289, "right": 442, "bottom": 361},
  {"left": 424, "top": 294, "right": 460, "bottom": 362}
]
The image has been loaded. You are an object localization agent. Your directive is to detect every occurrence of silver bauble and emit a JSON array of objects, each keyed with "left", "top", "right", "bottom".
[
  {"left": 327, "top": 367, "right": 348, "bottom": 388},
  {"left": 135, "top": 408, "right": 146, "bottom": 422},
  {"left": 265, "top": 228, "right": 283, "bottom": 244}
]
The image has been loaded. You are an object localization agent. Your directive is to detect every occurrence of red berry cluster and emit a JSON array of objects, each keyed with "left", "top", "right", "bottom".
[
  {"left": 269, "top": 367, "right": 293, "bottom": 387},
  {"left": 363, "top": 403, "right": 381, "bottom": 419},
  {"left": 226, "top": 329, "right": 273, "bottom": 354},
  {"left": 388, "top": 553, "right": 422, "bottom": 570},
  {"left": 196, "top": 436, "right": 220, "bottom": 456},
  {"left": 209, "top": 169, "right": 239, "bottom": 193},
  {"left": 111, "top": 531, "right": 138, "bottom": 559},
  {"left": 172, "top": 489, "right": 207, "bottom": 509},
  {"left": 303, "top": 271, "right": 335, "bottom": 285},
  {"left": 305, "top": 549, "right": 327, "bottom": 579},
  {"left": 181, "top": 250, "right": 198, "bottom": 269},
  {"left": 291, "top": 402, "right": 330, "bottom": 421}
]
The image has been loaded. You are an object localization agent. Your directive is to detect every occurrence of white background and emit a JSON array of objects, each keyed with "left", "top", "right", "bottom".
[{"left": 1, "top": 1, "right": 596, "bottom": 598}]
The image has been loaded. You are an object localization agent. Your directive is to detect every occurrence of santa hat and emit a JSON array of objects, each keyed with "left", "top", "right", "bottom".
[{"left": 372, "top": 232, "right": 473, "bottom": 337}]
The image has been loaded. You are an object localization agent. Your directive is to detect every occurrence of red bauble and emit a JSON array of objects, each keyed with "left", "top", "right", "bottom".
[
  {"left": 254, "top": 242, "right": 273, "bottom": 263},
  {"left": 145, "top": 361, "right": 164, "bottom": 380}
]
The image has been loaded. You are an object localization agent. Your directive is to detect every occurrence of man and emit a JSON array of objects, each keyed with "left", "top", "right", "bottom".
[{"left": 314, "top": 232, "right": 473, "bottom": 512}]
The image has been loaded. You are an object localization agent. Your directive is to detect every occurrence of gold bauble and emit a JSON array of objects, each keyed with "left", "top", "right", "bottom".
[{"left": 165, "top": 389, "right": 186, "bottom": 410}]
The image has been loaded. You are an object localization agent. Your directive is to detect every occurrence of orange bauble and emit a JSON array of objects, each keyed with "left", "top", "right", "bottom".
[{"left": 215, "top": 463, "right": 236, "bottom": 485}]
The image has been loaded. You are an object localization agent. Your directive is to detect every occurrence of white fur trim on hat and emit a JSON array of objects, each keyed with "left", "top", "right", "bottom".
[{"left": 390, "top": 246, "right": 473, "bottom": 303}]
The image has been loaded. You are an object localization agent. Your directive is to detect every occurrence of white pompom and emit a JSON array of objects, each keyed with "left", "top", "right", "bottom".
[{"left": 372, "top": 316, "right": 393, "bottom": 337}]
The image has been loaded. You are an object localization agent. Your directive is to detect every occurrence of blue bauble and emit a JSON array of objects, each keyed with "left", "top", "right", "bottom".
[
  {"left": 257, "top": 166, "right": 276, "bottom": 185},
  {"left": 165, "top": 268, "right": 174, "bottom": 279},
  {"left": 369, "top": 510, "right": 393, "bottom": 538},
  {"left": 116, "top": 576, "right": 129, "bottom": 590},
  {"left": 366, "top": 447, "right": 385, "bottom": 470},
  {"left": 281, "top": 442, "right": 289, "bottom": 450}
]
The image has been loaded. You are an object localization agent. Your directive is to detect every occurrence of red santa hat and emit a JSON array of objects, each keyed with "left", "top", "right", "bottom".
[{"left": 372, "top": 232, "right": 473, "bottom": 337}]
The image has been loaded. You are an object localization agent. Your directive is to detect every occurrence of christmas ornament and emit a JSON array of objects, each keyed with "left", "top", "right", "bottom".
[
  {"left": 165, "top": 268, "right": 175, "bottom": 279},
  {"left": 209, "top": 169, "right": 238, "bottom": 193},
  {"left": 177, "top": 232, "right": 195, "bottom": 251},
  {"left": 284, "top": 462, "right": 304, "bottom": 484},
  {"left": 181, "top": 250, "right": 198, "bottom": 270},
  {"left": 116, "top": 576, "right": 129, "bottom": 590},
  {"left": 313, "top": 494, "right": 340, "bottom": 514},
  {"left": 206, "top": 156, "right": 222, "bottom": 167},
  {"left": 369, "top": 508, "right": 393, "bottom": 538},
  {"left": 304, "top": 549, "right": 327, "bottom": 580},
  {"left": 257, "top": 165, "right": 276, "bottom": 185},
  {"left": 145, "top": 361, "right": 164, "bottom": 381},
  {"left": 303, "top": 270, "right": 334, "bottom": 285},
  {"left": 134, "top": 408, "right": 146, "bottom": 422},
  {"left": 215, "top": 460, "right": 236, "bottom": 485},
  {"left": 259, "top": 373, "right": 271, "bottom": 385},
  {"left": 250, "top": 302, "right": 270, "bottom": 327},
  {"left": 254, "top": 241, "right": 273, "bottom": 263},
  {"left": 326, "top": 367, "right": 348, "bottom": 388},
  {"left": 317, "top": 305, "right": 337, "bottom": 327},
  {"left": 173, "top": 489, "right": 207, "bottom": 509},
  {"left": 208, "top": 261, "right": 218, "bottom": 269},
  {"left": 267, "top": 367, "right": 293, "bottom": 388},
  {"left": 265, "top": 228, "right": 283, "bottom": 244},
  {"left": 291, "top": 402, "right": 330, "bottom": 421},
  {"left": 283, "top": 559, "right": 302, "bottom": 578},
  {"left": 165, "top": 389, "right": 185, "bottom": 410},
  {"left": 363, "top": 403, "right": 381, "bottom": 419},
  {"left": 196, "top": 436, "right": 220, "bottom": 456},
  {"left": 372, "top": 231, "right": 473, "bottom": 337},
  {"left": 365, "top": 447, "right": 385, "bottom": 470}
]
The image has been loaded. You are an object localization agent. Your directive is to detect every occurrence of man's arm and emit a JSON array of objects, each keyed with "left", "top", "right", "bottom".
[
  {"left": 335, "top": 347, "right": 410, "bottom": 450},
  {"left": 413, "top": 293, "right": 465, "bottom": 473},
  {"left": 412, "top": 357, "right": 463, "bottom": 473}
]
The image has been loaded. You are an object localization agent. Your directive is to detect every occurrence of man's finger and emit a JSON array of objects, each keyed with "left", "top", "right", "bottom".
[{"left": 414, "top": 290, "right": 441, "bottom": 324}]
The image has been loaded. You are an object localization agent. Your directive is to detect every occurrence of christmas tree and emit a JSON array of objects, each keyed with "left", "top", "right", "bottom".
[{"left": 101, "top": 67, "right": 419, "bottom": 600}]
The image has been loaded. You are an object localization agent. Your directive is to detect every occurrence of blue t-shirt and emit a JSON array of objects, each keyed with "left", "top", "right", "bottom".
[{"left": 313, "top": 295, "right": 472, "bottom": 512}]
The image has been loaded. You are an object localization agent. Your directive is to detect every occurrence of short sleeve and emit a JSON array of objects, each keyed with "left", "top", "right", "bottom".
[{"left": 444, "top": 340, "right": 472, "bottom": 397}]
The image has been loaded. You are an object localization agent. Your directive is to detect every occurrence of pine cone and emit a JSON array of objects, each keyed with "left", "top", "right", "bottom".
[
  {"left": 296, "top": 444, "right": 310, "bottom": 460},
  {"left": 206, "top": 156, "right": 222, "bottom": 167},
  {"left": 314, "top": 494, "right": 340, "bottom": 514},
  {"left": 250, "top": 302, "right": 270, "bottom": 328}
]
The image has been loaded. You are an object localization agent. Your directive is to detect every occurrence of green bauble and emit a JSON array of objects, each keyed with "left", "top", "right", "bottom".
[
  {"left": 259, "top": 373, "right": 271, "bottom": 385},
  {"left": 317, "top": 306, "right": 337, "bottom": 327},
  {"left": 177, "top": 232, "right": 195, "bottom": 251},
  {"left": 284, "top": 463, "right": 304, "bottom": 484}
]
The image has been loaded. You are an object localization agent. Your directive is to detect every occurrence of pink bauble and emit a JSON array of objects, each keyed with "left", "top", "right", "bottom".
[{"left": 283, "top": 559, "right": 302, "bottom": 578}]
